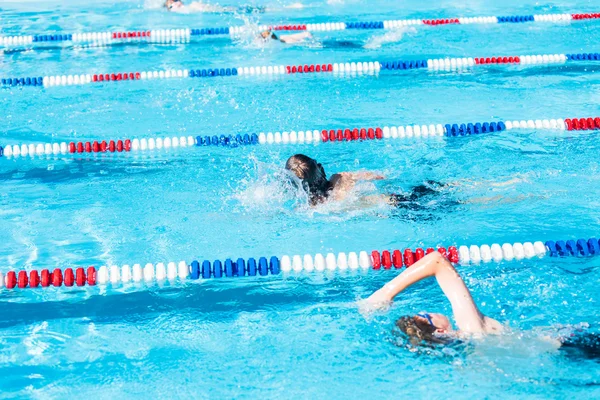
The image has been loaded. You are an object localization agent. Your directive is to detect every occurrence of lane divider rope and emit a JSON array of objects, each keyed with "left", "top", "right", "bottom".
[
  {"left": 2, "top": 52, "right": 599, "bottom": 89},
  {"left": 1, "top": 12, "right": 598, "bottom": 48},
  {"left": 1, "top": 116, "right": 598, "bottom": 159},
  {"left": 0, "top": 117, "right": 600, "bottom": 158},
  {"left": 0, "top": 237, "right": 598, "bottom": 290}
]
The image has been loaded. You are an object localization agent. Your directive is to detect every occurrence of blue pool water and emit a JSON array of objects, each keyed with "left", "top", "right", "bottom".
[{"left": 1, "top": 0, "right": 600, "bottom": 397}]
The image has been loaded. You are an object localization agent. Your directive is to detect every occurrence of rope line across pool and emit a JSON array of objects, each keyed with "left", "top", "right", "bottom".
[
  {"left": 1, "top": 116, "right": 598, "bottom": 160},
  {"left": 0, "top": 237, "right": 597, "bottom": 290},
  {"left": 2, "top": 51, "right": 600, "bottom": 89},
  {"left": 0, "top": 12, "right": 598, "bottom": 49}
]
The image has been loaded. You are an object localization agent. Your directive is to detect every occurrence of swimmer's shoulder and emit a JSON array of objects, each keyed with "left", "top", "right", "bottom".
[
  {"left": 327, "top": 173, "right": 354, "bottom": 201},
  {"left": 328, "top": 173, "right": 345, "bottom": 187}
]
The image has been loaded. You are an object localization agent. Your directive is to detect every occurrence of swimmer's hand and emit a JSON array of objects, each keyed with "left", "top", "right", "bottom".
[
  {"left": 358, "top": 288, "right": 393, "bottom": 316},
  {"left": 367, "top": 287, "right": 393, "bottom": 305}
]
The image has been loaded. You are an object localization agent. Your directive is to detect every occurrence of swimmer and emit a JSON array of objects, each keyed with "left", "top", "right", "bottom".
[
  {"left": 259, "top": 30, "right": 361, "bottom": 47},
  {"left": 363, "top": 251, "right": 600, "bottom": 358},
  {"left": 259, "top": 29, "right": 313, "bottom": 44},
  {"left": 363, "top": 251, "right": 504, "bottom": 344},
  {"left": 285, "top": 154, "right": 445, "bottom": 207},
  {"left": 164, "top": 0, "right": 266, "bottom": 13},
  {"left": 285, "top": 154, "right": 383, "bottom": 206}
]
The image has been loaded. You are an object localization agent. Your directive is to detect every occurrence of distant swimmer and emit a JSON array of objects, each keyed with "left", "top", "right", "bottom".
[
  {"left": 165, "top": 0, "right": 304, "bottom": 13},
  {"left": 259, "top": 30, "right": 365, "bottom": 47},
  {"left": 165, "top": 0, "right": 266, "bottom": 13},
  {"left": 259, "top": 29, "right": 313, "bottom": 44},
  {"left": 284, "top": 154, "right": 447, "bottom": 208}
]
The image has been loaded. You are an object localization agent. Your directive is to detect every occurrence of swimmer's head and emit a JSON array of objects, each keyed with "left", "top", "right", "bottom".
[
  {"left": 260, "top": 30, "right": 278, "bottom": 40},
  {"left": 285, "top": 154, "right": 329, "bottom": 204},
  {"left": 396, "top": 313, "right": 453, "bottom": 345},
  {"left": 165, "top": 0, "right": 183, "bottom": 10}
]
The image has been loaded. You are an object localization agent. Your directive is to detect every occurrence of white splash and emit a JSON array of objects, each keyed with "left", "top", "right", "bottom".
[
  {"left": 363, "top": 26, "right": 416, "bottom": 49},
  {"left": 143, "top": 0, "right": 165, "bottom": 9},
  {"left": 233, "top": 157, "right": 308, "bottom": 213}
]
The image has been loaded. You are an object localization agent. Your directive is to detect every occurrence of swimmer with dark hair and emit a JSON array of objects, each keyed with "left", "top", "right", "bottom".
[
  {"left": 285, "top": 154, "right": 443, "bottom": 207},
  {"left": 165, "top": 0, "right": 266, "bottom": 13},
  {"left": 259, "top": 29, "right": 313, "bottom": 44},
  {"left": 285, "top": 154, "right": 384, "bottom": 206}
]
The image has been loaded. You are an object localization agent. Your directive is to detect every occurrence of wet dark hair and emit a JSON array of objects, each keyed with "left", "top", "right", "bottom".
[
  {"left": 285, "top": 154, "right": 330, "bottom": 205},
  {"left": 396, "top": 316, "right": 450, "bottom": 345}
]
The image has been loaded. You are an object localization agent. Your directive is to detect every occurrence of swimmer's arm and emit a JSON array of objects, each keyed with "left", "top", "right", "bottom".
[
  {"left": 278, "top": 32, "right": 313, "bottom": 44},
  {"left": 328, "top": 172, "right": 384, "bottom": 201},
  {"left": 340, "top": 172, "right": 385, "bottom": 181},
  {"left": 366, "top": 252, "right": 486, "bottom": 333},
  {"left": 186, "top": 2, "right": 226, "bottom": 12}
]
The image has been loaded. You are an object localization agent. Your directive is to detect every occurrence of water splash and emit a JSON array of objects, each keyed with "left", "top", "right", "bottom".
[
  {"left": 281, "top": 2, "right": 306, "bottom": 9},
  {"left": 143, "top": 0, "right": 165, "bottom": 9},
  {"left": 363, "top": 26, "right": 416, "bottom": 49},
  {"left": 230, "top": 15, "right": 271, "bottom": 49},
  {"left": 232, "top": 156, "right": 309, "bottom": 214}
]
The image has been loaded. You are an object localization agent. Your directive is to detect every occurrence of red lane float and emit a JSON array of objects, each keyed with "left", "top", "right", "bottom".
[
  {"left": 30, "top": 270, "right": 40, "bottom": 288},
  {"left": 68, "top": 140, "right": 132, "bottom": 154},
  {"left": 112, "top": 31, "right": 151, "bottom": 39},
  {"left": 1, "top": 267, "right": 97, "bottom": 290},
  {"left": 381, "top": 250, "right": 392, "bottom": 269},
  {"left": 17, "top": 271, "right": 28, "bottom": 288},
  {"left": 372, "top": 246, "right": 453, "bottom": 270},
  {"left": 286, "top": 64, "right": 333, "bottom": 74},
  {"left": 92, "top": 72, "right": 141, "bottom": 82},
  {"left": 87, "top": 266, "right": 97, "bottom": 286},
  {"left": 565, "top": 117, "right": 600, "bottom": 131},
  {"left": 422, "top": 18, "right": 460, "bottom": 25},
  {"left": 270, "top": 25, "right": 307, "bottom": 31},
  {"left": 6, "top": 271, "right": 16, "bottom": 289},
  {"left": 371, "top": 251, "right": 381, "bottom": 269},
  {"left": 320, "top": 127, "right": 383, "bottom": 143},
  {"left": 571, "top": 13, "right": 600, "bottom": 20},
  {"left": 41, "top": 269, "right": 50, "bottom": 287},
  {"left": 474, "top": 56, "right": 521, "bottom": 64}
]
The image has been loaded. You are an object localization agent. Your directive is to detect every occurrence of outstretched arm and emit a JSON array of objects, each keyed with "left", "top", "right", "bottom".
[
  {"left": 342, "top": 171, "right": 385, "bottom": 181},
  {"left": 327, "top": 172, "right": 385, "bottom": 202},
  {"left": 279, "top": 32, "right": 313, "bottom": 44},
  {"left": 366, "top": 251, "right": 487, "bottom": 333}
]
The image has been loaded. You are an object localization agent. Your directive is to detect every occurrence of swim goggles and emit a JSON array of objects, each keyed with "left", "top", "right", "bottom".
[{"left": 417, "top": 312, "right": 436, "bottom": 328}]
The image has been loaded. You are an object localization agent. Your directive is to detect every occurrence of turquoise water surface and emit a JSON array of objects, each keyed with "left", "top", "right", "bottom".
[{"left": 1, "top": 0, "right": 599, "bottom": 398}]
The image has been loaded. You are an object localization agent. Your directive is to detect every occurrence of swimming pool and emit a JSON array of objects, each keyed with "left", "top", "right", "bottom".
[{"left": 1, "top": 0, "right": 600, "bottom": 397}]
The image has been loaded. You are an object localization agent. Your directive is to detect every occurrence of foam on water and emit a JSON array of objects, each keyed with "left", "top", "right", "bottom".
[
  {"left": 143, "top": 0, "right": 165, "bottom": 10},
  {"left": 363, "top": 26, "right": 416, "bottom": 49},
  {"left": 233, "top": 156, "right": 308, "bottom": 213}
]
